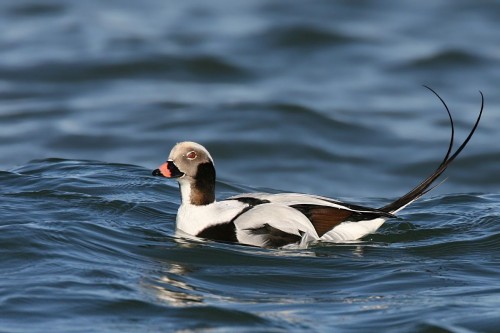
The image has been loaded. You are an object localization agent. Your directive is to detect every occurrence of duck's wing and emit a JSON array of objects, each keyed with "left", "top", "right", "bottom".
[
  {"left": 229, "top": 193, "right": 393, "bottom": 246},
  {"left": 231, "top": 202, "right": 319, "bottom": 248}
]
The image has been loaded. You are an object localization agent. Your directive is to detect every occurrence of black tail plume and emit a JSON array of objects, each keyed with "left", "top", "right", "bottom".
[{"left": 380, "top": 87, "right": 484, "bottom": 214}]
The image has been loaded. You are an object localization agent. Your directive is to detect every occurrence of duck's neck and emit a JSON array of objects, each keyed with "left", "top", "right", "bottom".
[{"left": 179, "top": 162, "right": 216, "bottom": 206}]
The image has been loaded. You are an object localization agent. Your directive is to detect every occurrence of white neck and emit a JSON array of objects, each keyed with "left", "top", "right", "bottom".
[{"left": 178, "top": 177, "right": 193, "bottom": 205}]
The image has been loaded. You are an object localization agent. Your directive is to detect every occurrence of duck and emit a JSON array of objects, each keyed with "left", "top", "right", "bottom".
[{"left": 153, "top": 89, "right": 484, "bottom": 248}]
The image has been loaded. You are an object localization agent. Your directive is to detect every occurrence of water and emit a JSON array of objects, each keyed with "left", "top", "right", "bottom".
[{"left": 1, "top": 1, "right": 499, "bottom": 332}]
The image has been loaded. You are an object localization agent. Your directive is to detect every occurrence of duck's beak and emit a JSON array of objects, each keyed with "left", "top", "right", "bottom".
[{"left": 152, "top": 161, "right": 184, "bottom": 178}]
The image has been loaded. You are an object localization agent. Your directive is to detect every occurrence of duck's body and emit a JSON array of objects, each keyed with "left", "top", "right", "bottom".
[
  {"left": 175, "top": 191, "right": 392, "bottom": 248},
  {"left": 153, "top": 90, "right": 483, "bottom": 248}
]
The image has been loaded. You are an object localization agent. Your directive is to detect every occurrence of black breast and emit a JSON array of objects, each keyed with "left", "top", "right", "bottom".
[{"left": 196, "top": 222, "right": 238, "bottom": 243}]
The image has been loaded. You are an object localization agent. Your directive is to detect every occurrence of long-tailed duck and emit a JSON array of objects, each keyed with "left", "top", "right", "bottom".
[{"left": 153, "top": 89, "right": 484, "bottom": 248}]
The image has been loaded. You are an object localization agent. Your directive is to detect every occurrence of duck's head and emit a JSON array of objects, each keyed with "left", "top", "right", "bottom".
[{"left": 153, "top": 141, "right": 216, "bottom": 206}]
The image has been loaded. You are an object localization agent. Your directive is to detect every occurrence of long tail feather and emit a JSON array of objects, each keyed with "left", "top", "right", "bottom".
[{"left": 380, "top": 88, "right": 484, "bottom": 214}]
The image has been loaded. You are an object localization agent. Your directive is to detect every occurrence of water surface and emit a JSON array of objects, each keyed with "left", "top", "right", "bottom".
[{"left": 1, "top": 1, "right": 499, "bottom": 332}]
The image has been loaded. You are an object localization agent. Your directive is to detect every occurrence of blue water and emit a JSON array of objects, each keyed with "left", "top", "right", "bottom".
[{"left": 1, "top": 1, "right": 500, "bottom": 332}]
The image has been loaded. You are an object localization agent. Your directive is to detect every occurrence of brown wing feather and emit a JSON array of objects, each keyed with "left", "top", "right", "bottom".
[
  {"left": 292, "top": 204, "right": 392, "bottom": 237},
  {"left": 307, "top": 207, "right": 353, "bottom": 237}
]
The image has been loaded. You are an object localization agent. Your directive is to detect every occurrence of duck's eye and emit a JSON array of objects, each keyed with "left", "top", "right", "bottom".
[{"left": 186, "top": 151, "right": 197, "bottom": 160}]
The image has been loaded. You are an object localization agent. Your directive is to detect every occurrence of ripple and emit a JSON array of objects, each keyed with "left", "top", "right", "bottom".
[
  {"left": 0, "top": 54, "right": 252, "bottom": 83},
  {"left": 397, "top": 49, "right": 484, "bottom": 70},
  {"left": 409, "top": 232, "right": 500, "bottom": 256},
  {"left": 259, "top": 24, "right": 356, "bottom": 49},
  {"left": 7, "top": 3, "right": 66, "bottom": 17}
]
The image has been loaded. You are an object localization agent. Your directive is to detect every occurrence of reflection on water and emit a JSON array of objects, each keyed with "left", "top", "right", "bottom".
[{"left": 144, "top": 263, "right": 204, "bottom": 307}]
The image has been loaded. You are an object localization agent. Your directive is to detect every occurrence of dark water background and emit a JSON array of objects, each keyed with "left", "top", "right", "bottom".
[{"left": 1, "top": 1, "right": 499, "bottom": 332}]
